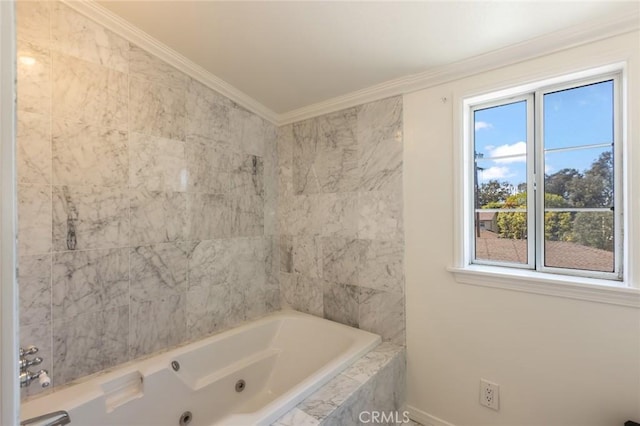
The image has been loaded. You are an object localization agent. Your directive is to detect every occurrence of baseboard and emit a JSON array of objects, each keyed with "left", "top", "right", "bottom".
[{"left": 406, "top": 405, "right": 457, "bottom": 426}]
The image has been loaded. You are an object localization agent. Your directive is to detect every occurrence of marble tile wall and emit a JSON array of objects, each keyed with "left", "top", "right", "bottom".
[
  {"left": 272, "top": 343, "right": 406, "bottom": 426},
  {"left": 16, "top": 1, "right": 279, "bottom": 398},
  {"left": 278, "top": 97, "right": 406, "bottom": 345}
]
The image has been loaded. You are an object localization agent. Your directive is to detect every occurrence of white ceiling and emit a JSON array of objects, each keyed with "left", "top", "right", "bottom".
[{"left": 98, "top": 1, "right": 639, "bottom": 115}]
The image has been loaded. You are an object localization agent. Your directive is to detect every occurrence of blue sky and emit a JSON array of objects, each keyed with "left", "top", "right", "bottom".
[{"left": 474, "top": 80, "right": 613, "bottom": 188}]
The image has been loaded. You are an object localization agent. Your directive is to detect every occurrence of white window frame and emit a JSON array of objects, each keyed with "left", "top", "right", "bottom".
[
  {"left": 469, "top": 74, "right": 622, "bottom": 281},
  {"left": 470, "top": 94, "right": 535, "bottom": 270},
  {"left": 450, "top": 63, "right": 640, "bottom": 308}
]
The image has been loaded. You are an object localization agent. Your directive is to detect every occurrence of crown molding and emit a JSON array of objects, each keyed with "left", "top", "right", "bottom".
[
  {"left": 62, "top": 1, "right": 637, "bottom": 126},
  {"left": 279, "top": 10, "right": 639, "bottom": 125},
  {"left": 61, "top": 0, "right": 280, "bottom": 125}
]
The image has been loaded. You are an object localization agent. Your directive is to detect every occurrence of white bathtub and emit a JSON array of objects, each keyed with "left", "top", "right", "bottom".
[{"left": 21, "top": 310, "right": 381, "bottom": 426}]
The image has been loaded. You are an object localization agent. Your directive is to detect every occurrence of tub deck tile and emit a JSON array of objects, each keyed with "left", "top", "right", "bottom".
[
  {"left": 342, "top": 342, "right": 403, "bottom": 384},
  {"left": 286, "top": 343, "right": 405, "bottom": 425},
  {"left": 272, "top": 408, "right": 320, "bottom": 426},
  {"left": 296, "top": 373, "right": 361, "bottom": 422}
]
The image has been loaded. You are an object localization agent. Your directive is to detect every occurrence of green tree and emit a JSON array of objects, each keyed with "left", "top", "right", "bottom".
[
  {"left": 496, "top": 192, "right": 572, "bottom": 241},
  {"left": 545, "top": 168, "right": 582, "bottom": 201},
  {"left": 544, "top": 193, "right": 573, "bottom": 242},
  {"left": 572, "top": 212, "right": 614, "bottom": 251},
  {"left": 496, "top": 192, "right": 527, "bottom": 239},
  {"left": 567, "top": 151, "right": 613, "bottom": 207},
  {"left": 477, "top": 180, "right": 513, "bottom": 207}
]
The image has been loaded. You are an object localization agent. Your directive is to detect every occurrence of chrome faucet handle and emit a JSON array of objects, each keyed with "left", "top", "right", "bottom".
[
  {"left": 20, "top": 346, "right": 38, "bottom": 357},
  {"left": 20, "top": 369, "right": 49, "bottom": 388},
  {"left": 21, "top": 410, "right": 70, "bottom": 426},
  {"left": 19, "top": 356, "right": 43, "bottom": 372}
]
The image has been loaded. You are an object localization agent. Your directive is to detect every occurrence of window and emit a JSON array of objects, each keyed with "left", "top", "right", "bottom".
[{"left": 470, "top": 74, "right": 621, "bottom": 281}]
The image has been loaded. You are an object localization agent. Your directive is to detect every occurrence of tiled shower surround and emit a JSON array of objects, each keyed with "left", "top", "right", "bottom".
[
  {"left": 16, "top": 0, "right": 405, "bottom": 400},
  {"left": 277, "top": 97, "right": 405, "bottom": 345}
]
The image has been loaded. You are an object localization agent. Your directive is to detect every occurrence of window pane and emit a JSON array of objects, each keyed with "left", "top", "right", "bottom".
[
  {"left": 543, "top": 80, "right": 613, "bottom": 151},
  {"left": 544, "top": 211, "right": 614, "bottom": 273},
  {"left": 473, "top": 100, "right": 528, "bottom": 265},
  {"left": 543, "top": 79, "right": 616, "bottom": 275},
  {"left": 544, "top": 146, "right": 614, "bottom": 208}
]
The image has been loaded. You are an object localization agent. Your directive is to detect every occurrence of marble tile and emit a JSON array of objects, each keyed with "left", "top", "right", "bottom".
[
  {"left": 130, "top": 77, "right": 187, "bottom": 141},
  {"left": 279, "top": 235, "right": 293, "bottom": 273},
  {"left": 266, "top": 235, "right": 280, "bottom": 288},
  {"left": 286, "top": 193, "right": 357, "bottom": 238},
  {"left": 278, "top": 163, "right": 294, "bottom": 203},
  {"left": 53, "top": 306, "right": 129, "bottom": 386},
  {"left": 19, "top": 254, "right": 51, "bottom": 327},
  {"left": 187, "top": 193, "right": 230, "bottom": 240},
  {"left": 232, "top": 237, "right": 267, "bottom": 288},
  {"left": 322, "top": 192, "right": 359, "bottom": 238},
  {"left": 320, "top": 383, "right": 374, "bottom": 426},
  {"left": 230, "top": 153, "right": 264, "bottom": 196},
  {"left": 342, "top": 343, "right": 404, "bottom": 384},
  {"left": 187, "top": 239, "right": 233, "bottom": 289},
  {"left": 264, "top": 285, "right": 281, "bottom": 313},
  {"left": 358, "top": 96, "right": 403, "bottom": 192},
  {"left": 297, "top": 373, "right": 361, "bottom": 422},
  {"left": 52, "top": 119, "right": 128, "bottom": 187},
  {"left": 20, "top": 321, "right": 53, "bottom": 399},
  {"left": 289, "top": 275, "right": 323, "bottom": 317},
  {"left": 359, "top": 288, "right": 405, "bottom": 345},
  {"left": 18, "top": 184, "right": 52, "bottom": 256},
  {"left": 229, "top": 106, "right": 265, "bottom": 157},
  {"left": 186, "top": 282, "right": 232, "bottom": 340},
  {"left": 292, "top": 118, "right": 319, "bottom": 195},
  {"left": 293, "top": 109, "right": 359, "bottom": 195},
  {"left": 51, "top": 2, "right": 128, "bottom": 73},
  {"left": 264, "top": 125, "right": 279, "bottom": 237},
  {"left": 16, "top": 1, "right": 50, "bottom": 45},
  {"left": 130, "top": 132, "right": 188, "bottom": 192},
  {"left": 129, "top": 44, "right": 188, "bottom": 88},
  {"left": 52, "top": 53, "right": 128, "bottom": 130},
  {"left": 292, "top": 236, "right": 322, "bottom": 278},
  {"left": 272, "top": 407, "right": 320, "bottom": 426},
  {"left": 322, "top": 237, "right": 362, "bottom": 286},
  {"left": 17, "top": 111, "right": 51, "bottom": 184},
  {"left": 186, "top": 137, "right": 230, "bottom": 194},
  {"left": 245, "top": 284, "right": 268, "bottom": 321},
  {"left": 357, "top": 190, "right": 403, "bottom": 241},
  {"left": 129, "top": 294, "right": 186, "bottom": 359},
  {"left": 52, "top": 186, "right": 129, "bottom": 251},
  {"left": 17, "top": 40, "right": 50, "bottom": 115},
  {"left": 129, "top": 190, "right": 187, "bottom": 246},
  {"left": 323, "top": 282, "right": 359, "bottom": 328},
  {"left": 186, "top": 79, "right": 229, "bottom": 142},
  {"left": 229, "top": 194, "right": 264, "bottom": 237},
  {"left": 359, "top": 239, "right": 404, "bottom": 294},
  {"left": 279, "top": 272, "right": 295, "bottom": 309},
  {"left": 52, "top": 248, "right": 129, "bottom": 321},
  {"left": 277, "top": 125, "right": 294, "bottom": 170},
  {"left": 284, "top": 195, "right": 315, "bottom": 236},
  {"left": 130, "top": 242, "right": 188, "bottom": 301}
]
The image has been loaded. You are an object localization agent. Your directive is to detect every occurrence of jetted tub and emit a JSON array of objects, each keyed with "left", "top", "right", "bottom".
[{"left": 21, "top": 310, "right": 381, "bottom": 426}]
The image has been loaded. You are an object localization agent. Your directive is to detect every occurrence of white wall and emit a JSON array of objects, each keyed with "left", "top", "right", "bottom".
[{"left": 404, "top": 31, "right": 640, "bottom": 426}]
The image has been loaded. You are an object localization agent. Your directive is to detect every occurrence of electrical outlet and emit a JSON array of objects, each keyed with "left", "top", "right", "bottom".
[{"left": 480, "top": 379, "right": 500, "bottom": 410}]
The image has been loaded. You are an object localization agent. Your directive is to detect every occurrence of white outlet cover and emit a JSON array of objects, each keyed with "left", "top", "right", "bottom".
[{"left": 480, "top": 379, "right": 500, "bottom": 410}]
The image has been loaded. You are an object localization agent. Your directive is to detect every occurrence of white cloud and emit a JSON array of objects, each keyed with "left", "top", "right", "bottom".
[
  {"left": 487, "top": 141, "right": 526, "bottom": 163},
  {"left": 475, "top": 121, "right": 493, "bottom": 131},
  {"left": 480, "top": 166, "right": 512, "bottom": 180},
  {"left": 545, "top": 164, "right": 554, "bottom": 174}
]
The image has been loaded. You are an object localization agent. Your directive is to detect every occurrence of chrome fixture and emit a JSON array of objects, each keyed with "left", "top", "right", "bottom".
[
  {"left": 19, "top": 346, "right": 50, "bottom": 388},
  {"left": 21, "top": 410, "right": 70, "bottom": 426}
]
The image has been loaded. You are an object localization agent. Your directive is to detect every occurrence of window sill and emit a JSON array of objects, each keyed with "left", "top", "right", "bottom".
[{"left": 448, "top": 265, "right": 640, "bottom": 308}]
